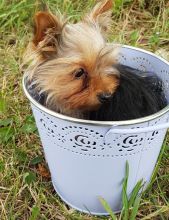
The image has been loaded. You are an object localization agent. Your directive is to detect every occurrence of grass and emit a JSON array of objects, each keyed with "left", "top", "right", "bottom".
[
  {"left": 0, "top": 0, "right": 169, "bottom": 219},
  {"left": 99, "top": 162, "right": 144, "bottom": 220}
]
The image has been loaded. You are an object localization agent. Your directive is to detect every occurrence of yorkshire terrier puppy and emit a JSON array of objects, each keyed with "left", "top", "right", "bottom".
[
  {"left": 25, "top": 0, "right": 166, "bottom": 121},
  {"left": 25, "top": 0, "right": 120, "bottom": 119}
]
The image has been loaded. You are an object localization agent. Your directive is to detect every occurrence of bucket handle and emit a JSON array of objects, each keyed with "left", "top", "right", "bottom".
[{"left": 106, "top": 122, "right": 169, "bottom": 135}]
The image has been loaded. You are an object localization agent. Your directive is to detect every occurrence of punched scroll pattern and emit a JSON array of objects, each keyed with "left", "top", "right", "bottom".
[{"left": 34, "top": 110, "right": 166, "bottom": 157}]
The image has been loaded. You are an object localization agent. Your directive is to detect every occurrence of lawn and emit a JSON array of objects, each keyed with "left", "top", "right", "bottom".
[{"left": 0, "top": 0, "right": 169, "bottom": 219}]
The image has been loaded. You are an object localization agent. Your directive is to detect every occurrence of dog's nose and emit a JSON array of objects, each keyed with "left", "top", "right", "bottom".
[{"left": 97, "top": 93, "right": 112, "bottom": 103}]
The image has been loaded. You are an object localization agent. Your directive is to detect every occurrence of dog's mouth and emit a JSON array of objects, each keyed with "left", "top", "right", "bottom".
[
  {"left": 61, "top": 97, "right": 101, "bottom": 111},
  {"left": 62, "top": 91, "right": 114, "bottom": 111},
  {"left": 79, "top": 103, "right": 102, "bottom": 111}
]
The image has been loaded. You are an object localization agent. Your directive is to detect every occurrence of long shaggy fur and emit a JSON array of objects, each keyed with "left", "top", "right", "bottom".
[
  {"left": 24, "top": 0, "right": 167, "bottom": 121},
  {"left": 24, "top": 0, "right": 120, "bottom": 117},
  {"left": 89, "top": 64, "right": 167, "bottom": 121}
]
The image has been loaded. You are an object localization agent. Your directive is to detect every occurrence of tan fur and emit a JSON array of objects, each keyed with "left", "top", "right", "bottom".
[
  {"left": 24, "top": 0, "right": 120, "bottom": 118},
  {"left": 86, "top": 0, "right": 113, "bottom": 34}
]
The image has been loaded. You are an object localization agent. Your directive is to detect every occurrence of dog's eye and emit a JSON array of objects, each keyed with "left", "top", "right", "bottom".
[{"left": 74, "top": 68, "right": 86, "bottom": 78}]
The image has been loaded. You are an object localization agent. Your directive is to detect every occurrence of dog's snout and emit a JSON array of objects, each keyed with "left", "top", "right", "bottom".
[{"left": 97, "top": 93, "right": 112, "bottom": 103}]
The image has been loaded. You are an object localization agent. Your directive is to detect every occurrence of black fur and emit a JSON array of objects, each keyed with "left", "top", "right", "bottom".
[
  {"left": 26, "top": 80, "right": 47, "bottom": 106},
  {"left": 89, "top": 64, "right": 167, "bottom": 121}
]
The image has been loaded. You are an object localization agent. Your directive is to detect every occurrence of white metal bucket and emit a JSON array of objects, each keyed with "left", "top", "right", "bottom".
[{"left": 23, "top": 45, "right": 169, "bottom": 215}]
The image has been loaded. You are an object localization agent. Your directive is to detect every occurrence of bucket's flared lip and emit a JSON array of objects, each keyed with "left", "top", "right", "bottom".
[{"left": 23, "top": 45, "right": 169, "bottom": 126}]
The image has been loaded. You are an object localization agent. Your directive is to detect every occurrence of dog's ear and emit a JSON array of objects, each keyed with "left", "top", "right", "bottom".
[
  {"left": 32, "top": 11, "right": 64, "bottom": 57},
  {"left": 33, "top": 11, "right": 63, "bottom": 45},
  {"left": 86, "top": 0, "right": 113, "bottom": 34}
]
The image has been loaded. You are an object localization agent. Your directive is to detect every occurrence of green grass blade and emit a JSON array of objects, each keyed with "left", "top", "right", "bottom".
[
  {"left": 121, "top": 161, "right": 129, "bottom": 220},
  {"left": 122, "top": 189, "right": 129, "bottom": 220},
  {"left": 147, "top": 136, "right": 168, "bottom": 191},
  {"left": 156, "top": 178, "right": 168, "bottom": 205},
  {"left": 130, "top": 196, "right": 142, "bottom": 220},
  {"left": 29, "top": 205, "right": 40, "bottom": 220},
  {"left": 128, "top": 179, "right": 143, "bottom": 208},
  {"left": 99, "top": 197, "right": 117, "bottom": 220}
]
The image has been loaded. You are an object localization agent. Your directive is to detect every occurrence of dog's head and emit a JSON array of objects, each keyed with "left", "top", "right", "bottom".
[{"left": 26, "top": 0, "right": 120, "bottom": 114}]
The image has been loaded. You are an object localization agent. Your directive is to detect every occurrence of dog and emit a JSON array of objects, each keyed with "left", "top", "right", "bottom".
[
  {"left": 24, "top": 0, "right": 120, "bottom": 119},
  {"left": 24, "top": 0, "right": 167, "bottom": 121}
]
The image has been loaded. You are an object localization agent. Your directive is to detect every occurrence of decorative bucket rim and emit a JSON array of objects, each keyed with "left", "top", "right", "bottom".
[{"left": 22, "top": 45, "right": 169, "bottom": 126}]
